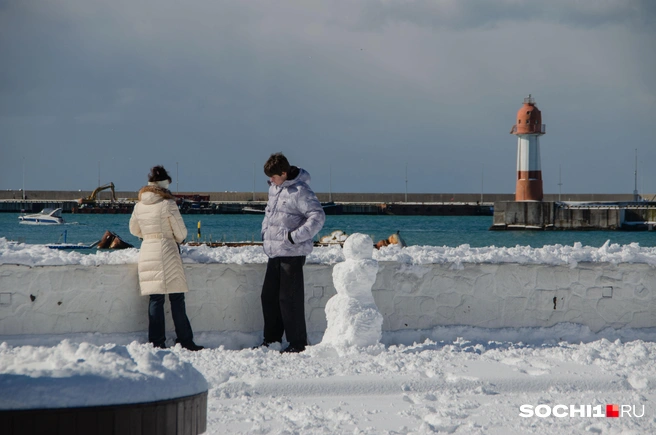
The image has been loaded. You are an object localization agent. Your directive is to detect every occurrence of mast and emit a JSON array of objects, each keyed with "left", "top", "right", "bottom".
[
  {"left": 329, "top": 164, "right": 332, "bottom": 203},
  {"left": 633, "top": 148, "right": 639, "bottom": 202},
  {"left": 558, "top": 164, "right": 562, "bottom": 202},
  {"left": 405, "top": 163, "right": 408, "bottom": 202}
]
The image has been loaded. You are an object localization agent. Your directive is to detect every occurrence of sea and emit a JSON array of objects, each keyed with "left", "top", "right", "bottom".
[{"left": 2, "top": 213, "right": 656, "bottom": 250}]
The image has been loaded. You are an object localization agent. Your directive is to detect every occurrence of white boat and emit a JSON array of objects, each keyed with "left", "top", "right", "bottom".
[
  {"left": 242, "top": 206, "right": 265, "bottom": 214},
  {"left": 18, "top": 208, "right": 65, "bottom": 225}
]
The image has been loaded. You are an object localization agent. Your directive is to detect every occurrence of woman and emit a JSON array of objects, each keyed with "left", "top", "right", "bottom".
[{"left": 129, "top": 165, "right": 203, "bottom": 351}]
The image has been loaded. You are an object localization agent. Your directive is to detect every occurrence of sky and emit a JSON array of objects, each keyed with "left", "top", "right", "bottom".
[{"left": 1, "top": 0, "right": 655, "bottom": 195}]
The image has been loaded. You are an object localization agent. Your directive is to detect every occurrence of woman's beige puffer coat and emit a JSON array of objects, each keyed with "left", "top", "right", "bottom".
[{"left": 129, "top": 185, "right": 188, "bottom": 296}]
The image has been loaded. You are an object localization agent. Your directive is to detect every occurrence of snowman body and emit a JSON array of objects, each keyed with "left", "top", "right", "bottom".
[{"left": 322, "top": 233, "right": 383, "bottom": 347}]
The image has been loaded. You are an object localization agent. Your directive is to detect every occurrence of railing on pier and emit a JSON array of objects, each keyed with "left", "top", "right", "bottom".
[{"left": 510, "top": 124, "right": 546, "bottom": 135}]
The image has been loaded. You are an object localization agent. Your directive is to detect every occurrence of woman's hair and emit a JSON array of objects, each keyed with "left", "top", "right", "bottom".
[
  {"left": 264, "top": 153, "right": 290, "bottom": 177},
  {"left": 148, "top": 165, "right": 172, "bottom": 183}
]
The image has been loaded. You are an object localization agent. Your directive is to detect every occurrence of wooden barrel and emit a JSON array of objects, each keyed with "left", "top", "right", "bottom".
[{"left": 0, "top": 391, "right": 207, "bottom": 435}]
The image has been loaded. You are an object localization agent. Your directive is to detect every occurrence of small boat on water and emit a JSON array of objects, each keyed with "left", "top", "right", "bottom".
[
  {"left": 46, "top": 230, "right": 94, "bottom": 250},
  {"left": 19, "top": 208, "right": 65, "bottom": 225},
  {"left": 242, "top": 202, "right": 337, "bottom": 215},
  {"left": 318, "top": 230, "right": 348, "bottom": 246},
  {"left": 242, "top": 206, "right": 265, "bottom": 214},
  {"left": 47, "top": 242, "right": 98, "bottom": 250},
  {"left": 46, "top": 229, "right": 132, "bottom": 250}
]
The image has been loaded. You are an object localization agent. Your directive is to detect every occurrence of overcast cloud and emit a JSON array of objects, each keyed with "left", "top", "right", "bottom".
[{"left": 1, "top": 0, "right": 654, "bottom": 195}]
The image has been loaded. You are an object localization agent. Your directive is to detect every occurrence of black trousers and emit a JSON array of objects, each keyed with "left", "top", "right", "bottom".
[
  {"left": 148, "top": 293, "right": 194, "bottom": 346},
  {"left": 261, "top": 256, "right": 307, "bottom": 347}
]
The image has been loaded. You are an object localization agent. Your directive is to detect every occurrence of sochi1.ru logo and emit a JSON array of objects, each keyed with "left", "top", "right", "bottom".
[{"left": 519, "top": 404, "right": 645, "bottom": 418}]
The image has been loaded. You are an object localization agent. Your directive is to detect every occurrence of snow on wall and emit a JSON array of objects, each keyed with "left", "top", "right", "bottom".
[{"left": 1, "top": 262, "right": 655, "bottom": 336}]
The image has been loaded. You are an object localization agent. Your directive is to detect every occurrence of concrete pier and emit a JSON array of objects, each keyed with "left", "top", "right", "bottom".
[
  {"left": 2, "top": 190, "right": 649, "bottom": 216},
  {"left": 491, "top": 201, "right": 656, "bottom": 230},
  {"left": 1, "top": 199, "right": 493, "bottom": 216}
]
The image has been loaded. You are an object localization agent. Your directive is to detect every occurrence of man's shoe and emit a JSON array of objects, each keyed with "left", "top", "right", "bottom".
[
  {"left": 176, "top": 340, "right": 204, "bottom": 351},
  {"left": 281, "top": 344, "right": 305, "bottom": 354},
  {"left": 151, "top": 342, "right": 167, "bottom": 349},
  {"left": 252, "top": 340, "right": 280, "bottom": 349}
]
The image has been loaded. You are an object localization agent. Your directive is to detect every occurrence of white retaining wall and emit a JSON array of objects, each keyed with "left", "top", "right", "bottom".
[{"left": 1, "top": 262, "right": 655, "bottom": 336}]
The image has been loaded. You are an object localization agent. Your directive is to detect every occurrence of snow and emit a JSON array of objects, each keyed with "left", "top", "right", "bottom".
[
  {"left": 2, "top": 235, "right": 656, "bottom": 432},
  {"left": 2, "top": 326, "right": 655, "bottom": 433},
  {"left": 3, "top": 237, "right": 656, "bottom": 267}
]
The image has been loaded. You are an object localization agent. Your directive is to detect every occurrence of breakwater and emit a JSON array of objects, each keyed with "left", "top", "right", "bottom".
[
  {"left": 492, "top": 201, "right": 656, "bottom": 231},
  {"left": 1, "top": 191, "right": 647, "bottom": 216},
  {"left": 1, "top": 261, "right": 655, "bottom": 336},
  {"left": 0, "top": 190, "right": 643, "bottom": 203},
  {"left": 0, "top": 200, "right": 493, "bottom": 216}
]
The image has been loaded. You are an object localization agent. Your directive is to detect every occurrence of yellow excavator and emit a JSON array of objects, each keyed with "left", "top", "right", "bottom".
[{"left": 78, "top": 182, "right": 117, "bottom": 205}]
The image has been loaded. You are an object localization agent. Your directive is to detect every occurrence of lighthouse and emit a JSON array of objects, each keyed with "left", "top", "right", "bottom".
[{"left": 510, "top": 95, "right": 546, "bottom": 201}]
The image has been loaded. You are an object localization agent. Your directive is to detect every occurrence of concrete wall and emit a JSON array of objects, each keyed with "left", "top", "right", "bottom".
[
  {"left": 554, "top": 207, "right": 623, "bottom": 230},
  {"left": 493, "top": 201, "right": 554, "bottom": 228},
  {"left": 492, "top": 201, "right": 655, "bottom": 230},
  {"left": 2, "top": 262, "right": 655, "bottom": 336}
]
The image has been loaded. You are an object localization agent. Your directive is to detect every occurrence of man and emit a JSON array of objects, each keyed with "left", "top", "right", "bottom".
[{"left": 259, "top": 152, "right": 326, "bottom": 353}]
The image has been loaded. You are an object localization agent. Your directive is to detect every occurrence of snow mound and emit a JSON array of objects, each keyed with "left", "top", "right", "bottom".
[
  {"left": 3, "top": 238, "right": 656, "bottom": 266},
  {"left": 0, "top": 340, "right": 208, "bottom": 410}
]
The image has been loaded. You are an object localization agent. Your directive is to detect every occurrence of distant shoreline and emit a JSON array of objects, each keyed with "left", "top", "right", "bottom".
[
  {"left": 3, "top": 190, "right": 651, "bottom": 216},
  {"left": 0, "top": 190, "right": 648, "bottom": 203}
]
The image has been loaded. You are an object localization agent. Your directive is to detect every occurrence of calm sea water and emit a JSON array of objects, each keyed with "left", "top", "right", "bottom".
[{"left": 2, "top": 213, "right": 656, "bottom": 249}]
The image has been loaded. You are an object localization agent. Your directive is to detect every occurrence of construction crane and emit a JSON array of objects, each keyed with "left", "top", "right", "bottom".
[{"left": 77, "top": 182, "right": 117, "bottom": 205}]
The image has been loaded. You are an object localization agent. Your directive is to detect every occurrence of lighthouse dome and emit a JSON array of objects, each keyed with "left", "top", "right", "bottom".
[{"left": 511, "top": 96, "right": 545, "bottom": 135}]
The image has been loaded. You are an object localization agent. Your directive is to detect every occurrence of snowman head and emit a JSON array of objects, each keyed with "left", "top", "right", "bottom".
[{"left": 343, "top": 233, "right": 374, "bottom": 260}]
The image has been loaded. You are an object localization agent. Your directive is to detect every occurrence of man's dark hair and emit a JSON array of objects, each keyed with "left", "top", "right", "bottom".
[
  {"left": 264, "top": 153, "right": 291, "bottom": 177},
  {"left": 148, "top": 165, "right": 172, "bottom": 183}
]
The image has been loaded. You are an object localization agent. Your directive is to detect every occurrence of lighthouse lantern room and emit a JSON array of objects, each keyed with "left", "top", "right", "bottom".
[{"left": 510, "top": 95, "right": 546, "bottom": 201}]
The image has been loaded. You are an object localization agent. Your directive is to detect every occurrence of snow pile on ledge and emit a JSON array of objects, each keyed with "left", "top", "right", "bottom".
[
  {"left": 0, "top": 340, "right": 208, "bottom": 410},
  {"left": 2, "top": 238, "right": 656, "bottom": 267}
]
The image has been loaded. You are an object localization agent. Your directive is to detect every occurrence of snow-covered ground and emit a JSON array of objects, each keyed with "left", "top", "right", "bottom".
[
  {"left": 2, "top": 237, "right": 656, "bottom": 433},
  {"left": 2, "top": 326, "right": 655, "bottom": 434}
]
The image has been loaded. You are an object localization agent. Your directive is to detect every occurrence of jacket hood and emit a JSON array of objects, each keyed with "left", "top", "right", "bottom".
[
  {"left": 138, "top": 185, "right": 177, "bottom": 205},
  {"left": 268, "top": 166, "right": 311, "bottom": 188}
]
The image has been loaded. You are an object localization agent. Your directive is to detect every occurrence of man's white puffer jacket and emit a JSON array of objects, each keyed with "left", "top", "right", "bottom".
[
  {"left": 129, "top": 184, "right": 189, "bottom": 296},
  {"left": 261, "top": 167, "right": 325, "bottom": 258}
]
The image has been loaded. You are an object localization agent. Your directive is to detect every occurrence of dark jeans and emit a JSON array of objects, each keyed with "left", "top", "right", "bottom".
[
  {"left": 148, "top": 293, "right": 193, "bottom": 346},
  {"left": 261, "top": 256, "right": 307, "bottom": 347}
]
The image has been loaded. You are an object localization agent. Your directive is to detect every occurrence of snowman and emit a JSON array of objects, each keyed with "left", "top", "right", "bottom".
[{"left": 321, "top": 233, "right": 383, "bottom": 348}]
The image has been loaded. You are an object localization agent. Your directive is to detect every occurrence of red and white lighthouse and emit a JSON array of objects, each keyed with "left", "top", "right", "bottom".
[{"left": 510, "top": 94, "right": 546, "bottom": 201}]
